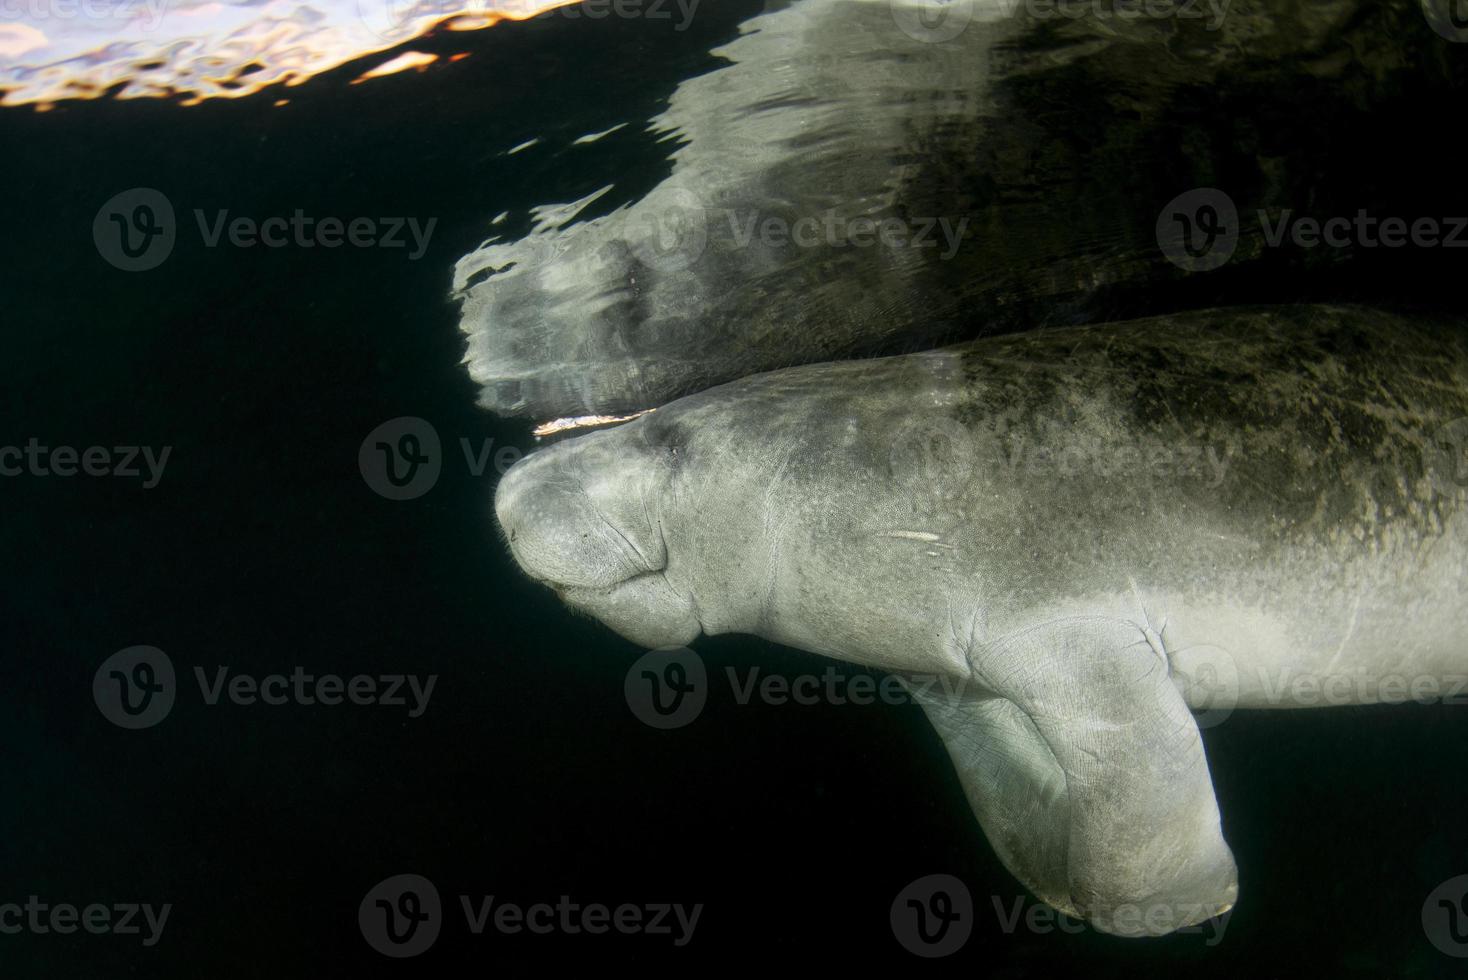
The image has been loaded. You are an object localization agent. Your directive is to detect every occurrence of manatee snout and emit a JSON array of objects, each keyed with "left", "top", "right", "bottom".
[
  {"left": 494, "top": 426, "right": 700, "bottom": 649},
  {"left": 495, "top": 441, "right": 638, "bottom": 591}
]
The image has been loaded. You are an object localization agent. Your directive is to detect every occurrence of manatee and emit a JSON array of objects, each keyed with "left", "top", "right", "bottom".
[
  {"left": 493, "top": 304, "right": 1468, "bottom": 934},
  {"left": 455, "top": 0, "right": 1464, "bottom": 421}
]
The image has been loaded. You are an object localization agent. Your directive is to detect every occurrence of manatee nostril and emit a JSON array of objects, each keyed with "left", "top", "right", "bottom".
[{"left": 509, "top": 529, "right": 517, "bottom": 543}]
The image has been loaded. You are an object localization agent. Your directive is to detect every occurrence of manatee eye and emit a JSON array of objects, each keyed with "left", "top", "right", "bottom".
[{"left": 642, "top": 415, "right": 684, "bottom": 464}]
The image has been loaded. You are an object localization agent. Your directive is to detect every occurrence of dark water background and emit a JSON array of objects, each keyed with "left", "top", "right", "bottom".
[{"left": 2, "top": 1, "right": 1466, "bottom": 974}]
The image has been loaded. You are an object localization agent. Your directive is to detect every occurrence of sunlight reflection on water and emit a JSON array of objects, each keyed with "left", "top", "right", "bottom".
[{"left": 0, "top": 0, "right": 581, "bottom": 107}]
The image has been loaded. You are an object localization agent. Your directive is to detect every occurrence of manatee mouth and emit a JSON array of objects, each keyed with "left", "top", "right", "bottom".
[
  {"left": 549, "top": 568, "right": 663, "bottom": 604},
  {"left": 512, "top": 547, "right": 662, "bottom": 600},
  {"left": 511, "top": 502, "right": 667, "bottom": 597},
  {"left": 549, "top": 567, "right": 701, "bottom": 650}
]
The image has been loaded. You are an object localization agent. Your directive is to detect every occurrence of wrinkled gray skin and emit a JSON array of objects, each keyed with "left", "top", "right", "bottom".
[{"left": 496, "top": 305, "right": 1468, "bottom": 935}]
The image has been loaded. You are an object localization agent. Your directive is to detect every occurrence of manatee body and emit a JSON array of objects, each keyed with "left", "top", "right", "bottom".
[
  {"left": 494, "top": 305, "right": 1468, "bottom": 934},
  {"left": 457, "top": 0, "right": 1464, "bottom": 420}
]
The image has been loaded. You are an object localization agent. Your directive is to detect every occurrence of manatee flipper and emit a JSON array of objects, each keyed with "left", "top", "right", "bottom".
[
  {"left": 912, "top": 687, "right": 1075, "bottom": 913},
  {"left": 913, "top": 617, "right": 1237, "bottom": 936}
]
